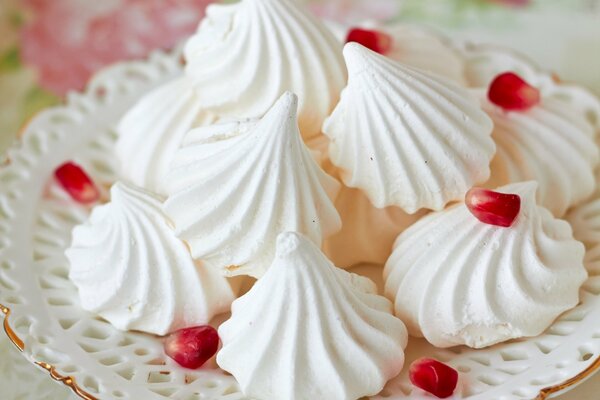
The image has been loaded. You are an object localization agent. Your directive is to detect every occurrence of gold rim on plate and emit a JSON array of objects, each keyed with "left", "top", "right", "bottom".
[
  {"left": 2, "top": 302, "right": 600, "bottom": 400},
  {"left": 1, "top": 304, "right": 98, "bottom": 400}
]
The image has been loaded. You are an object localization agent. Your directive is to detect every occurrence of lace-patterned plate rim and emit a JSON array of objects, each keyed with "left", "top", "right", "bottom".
[
  {"left": 0, "top": 33, "right": 599, "bottom": 400},
  {"left": 1, "top": 303, "right": 97, "bottom": 400}
]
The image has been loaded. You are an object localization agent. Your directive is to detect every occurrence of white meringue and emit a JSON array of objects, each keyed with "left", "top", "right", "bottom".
[
  {"left": 184, "top": 0, "right": 346, "bottom": 139},
  {"left": 323, "top": 43, "right": 495, "bottom": 213},
  {"left": 217, "top": 232, "right": 408, "bottom": 400},
  {"left": 384, "top": 182, "right": 587, "bottom": 348},
  {"left": 566, "top": 174, "right": 600, "bottom": 275},
  {"left": 484, "top": 94, "right": 599, "bottom": 217},
  {"left": 116, "top": 76, "right": 213, "bottom": 196},
  {"left": 164, "top": 93, "right": 341, "bottom": 278},
  {"left": 324, "top": 185, "right": 427, "bottom": 268},
  {"left": 66, "top": 182, "right": 235, "bottom": 336},
  {"left": 381, "top": 24, "right": 466, "bottom": 84}
]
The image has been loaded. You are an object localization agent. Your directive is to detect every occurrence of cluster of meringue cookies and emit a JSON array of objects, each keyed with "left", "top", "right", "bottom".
[{"left": 64, "top": 0, "right": 600, "bottom": 399}]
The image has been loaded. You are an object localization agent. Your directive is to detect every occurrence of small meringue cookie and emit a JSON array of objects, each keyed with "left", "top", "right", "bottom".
[
  {"left": 184, "top": 0, "right": 346, "bottom": 139},
  {"left": 484, "top": 93, "right": 599, "bottom": 217},
  {"left": 164, "top": 92, "right": 341, "bottom": 278},
  {"left": 323, "top": 185, "right": 427, "bottom": 268},
  {"left": 217, "top": 232, "right": 408, "bottom": 400},
  {"left": 323, "top": 42, "right": 495, "bottom": 213},
  {"left": 66, "top": 182, "right": 234, "bottom": 336},
  {"left": 116, "top": 76, "right": 213, "bottom": 196},
  {"left": 384, "top": 182, "right": 587, "bottom": 348}
]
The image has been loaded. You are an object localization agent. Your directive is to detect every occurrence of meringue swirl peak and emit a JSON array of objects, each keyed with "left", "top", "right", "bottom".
[
  {"left": 66, "top": 182, "right": 235, "bottom": 336},
  {"left": 184, "top": 0, "right": 346, "bottom": 139},
  {"left": 217, "top": 232, "right": 408, "bottom": 400},
  {"left": 323, "top": 42, "right": 495, "bottom": 213},
  {"left": 164, "top": 92, "right": 341, "bottom": 278},
  {"left": 384, "top": 181, "right": 587, "bottom": 348}
]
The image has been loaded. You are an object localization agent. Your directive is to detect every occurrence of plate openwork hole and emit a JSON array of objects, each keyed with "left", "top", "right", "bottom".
[
  {"left": 62, "top": 365, "right": 81, "bottom": 374},
  {"left": 151, "top": 387, "right": 177, "bottom": 397},
  {"left": 578, "top": 346, "right": 595, "bottom": 362},
  {"left": 469, "top": 355, "right": 491, "bottom": 366},
  {"left": 500, "top": 348, "right": 529, "bottom": 362},
  {"left": 148, "top": 371, "right": 173, "bottom": 384},
  {"left": 99, "top": 355, "right": 125, "bottom": 367},
  {"left": 81, "top": 325, "right": 113, "bottom": 341},
  {"left": 78, "top": 341, "right": 102, "bottom": 354},
  {"left": 116, "top": 366, "right": 135, "bottom": 381},
  {"left": 535, "top": 341, "right": 559, "bottom": 354},
  {"left": 3, "top": 294, "right": 24, "bottom": 305},
  {"left": 134, "top": 348, "right": 150, "bottom": 356},
  {"left": 0, "top": 260, "right": 14, "bottom": 271},
  {"left": 59, "top": 318, "right": 78, "bottom": 330},
  {"left": 559, "top": 308, "right": 589, "bottom": 322},
  {"left": 83, "top": 375, "right": 100, "bottom": 394},
  {"left": 47, "top": 296, "right": 75, "bottom": 306},
  {"left": 477, "top": 374, "right": 505, "bottom": 387},
  {"left": 221, "top": 384, "right": 242, "bottom": 396},
  {"left": 13, "top": 315, "right": 33, "bottom": 335},
  {"left": 112, "top": 390, "right": 125, "bottom": 398}
]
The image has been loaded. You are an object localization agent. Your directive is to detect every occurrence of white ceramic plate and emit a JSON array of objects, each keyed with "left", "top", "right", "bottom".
[{"left": 1, "top": 39, "right": 600, "bottom": 400}]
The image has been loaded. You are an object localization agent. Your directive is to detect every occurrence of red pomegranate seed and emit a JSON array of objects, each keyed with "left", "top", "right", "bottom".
[
  {"left": 409, "top": 358, "right": 458, "bottom": 399},
  {"left": 164, "top": 326, "right": 219, "bottom": 369},
  {"left": 346, "top": 28, "right": 393, "bottom": 55},
  {"left": 54, "top": 162, "right": 100, "bottom": 204},
  {"left": 488, "top": 72, "right": 540, "bottom": 111},
  {"left": 466, "top": 187, "right": 521, "bottom": 228}
]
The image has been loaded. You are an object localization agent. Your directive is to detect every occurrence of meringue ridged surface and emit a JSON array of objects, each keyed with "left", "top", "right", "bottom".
[
  {"left": 116, "top": 76, "right": 212, "bottom": 196},
  {"left": 323, "top": 43, "right": 495, "bottom": 213},
  {"left": 217, "top": 232, "right": 407, "bottom": 400},
  {"left": 184, "top": 0, "right": 346, "bottom": 139},
  {"left": 66, "top": 182, "right": 235, "bottom": 336},
  {"left": 383, "top": 24, "right": 466, "bottom": 84},
  {"left": 384, "top": 182, "right": 587, "bottom": 348},
  {"left": 567, "top": 173, "right": 600, "bottom": 275},
  {"left": 164, "top": 93, "right": 341, "bottom": 278},
  {"left": 323, "top": 185, "right": 427, "bottom": 268},
  {"left": 484, "top": 94, "right": 599, "bottom": 217}
]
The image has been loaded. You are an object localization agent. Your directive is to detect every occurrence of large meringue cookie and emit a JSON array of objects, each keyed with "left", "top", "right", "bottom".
[
  {"left": 183, "top": 0, "right": 346, "bottom": 139},
  {"left": 323, "top": 43, "right": 495, "bottom": 213},
  {"left": 566, "top": 173, "right": 600, "bottom": 275},
  {"left": 66, "top": 182, "right": 234, "bottom": 336},
  {"left": 116, "top": 76, "right": 213, "bottom": 196},
  {"left": 384, "top": 182, "right": 587, "bottom": 349},
  {"left": 484, "top": 94, "right": 599, "bottom": 217},
  {"left": 323, "top": 185, "right": 427, "bottom": 268},
  {"left": 217, "top": 232, "right": 408, "bottom": 400},
  {"left": 381, "top": 24, "right": 466, "bottom": 84},
  {"left": 164, "top": 93, "right": 341, "bottom": 278}
]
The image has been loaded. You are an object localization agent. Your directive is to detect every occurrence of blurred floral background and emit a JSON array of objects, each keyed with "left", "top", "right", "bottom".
[
  {"left": 0, "top": 0, "right": 599, "bottom": 399},
  {"left": 0, "top": 0, "right": 599, "bottom": 155}
]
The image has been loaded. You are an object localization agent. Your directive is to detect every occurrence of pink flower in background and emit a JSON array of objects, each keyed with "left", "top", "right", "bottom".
[
  {"left": 309, "top": 0, "right": 401, "bottom": 24},
  {"left": 20, "top": 0, "right": 211, "bottom": 96}
]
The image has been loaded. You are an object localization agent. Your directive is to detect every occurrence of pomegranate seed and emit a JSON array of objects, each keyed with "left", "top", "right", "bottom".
[
  {"left": 54, "top": 162, "right": 100, "bottom": 204},
  {"left": 488, "top": 72, "right": 540, "bottom": 111},
  {"left": 466, "top": 188, "right": 521, "bottom": 228},
  {"left": 164, "top": 326, "right": 219, "bottom": 369},
  {"left": 346, "top": 28, "right": 393, "bottom": 55},
  {"left": 409, "top": 358, "right": 458, "bottom": 399}
]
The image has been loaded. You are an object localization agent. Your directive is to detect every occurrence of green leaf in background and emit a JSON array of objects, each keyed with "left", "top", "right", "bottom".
[
  {"left": 23, "top": 86, "right": 60, "bottom": 122},
  {"left": 0, "top": 47, "right": 20, "bottom": 73}
]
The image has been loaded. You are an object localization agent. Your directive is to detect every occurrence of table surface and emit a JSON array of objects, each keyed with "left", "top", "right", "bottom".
[{"left": 1, "top": 1, "right": 599, "bottom": 399}]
